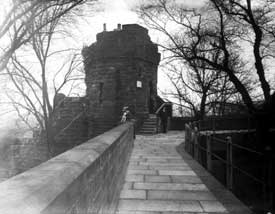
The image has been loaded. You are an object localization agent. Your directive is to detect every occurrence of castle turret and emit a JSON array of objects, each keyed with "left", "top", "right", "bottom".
[{"left": 82, "top": 24, "right": 160, "bottom": 137}]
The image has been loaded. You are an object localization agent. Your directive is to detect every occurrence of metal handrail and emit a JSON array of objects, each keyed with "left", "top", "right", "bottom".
[
  {"left": 186, "top": 120, "right": 273, "bottom": 213},
  {"left": 231, "top": 143, "right": 263, "bottom": 156},
  {"left": 185, "top": 126, "right": 270, "bottom": 186},
  {"left": 155, "top": 102, "right": 167, "bottom": 114},
  {"left": 212, "top": 136, "right": 228, "bottom": 143}
]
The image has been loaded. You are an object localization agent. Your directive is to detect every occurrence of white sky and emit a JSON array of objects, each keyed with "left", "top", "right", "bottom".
[
  {"left": 66, "top": 0, "right": 206, "bottom": 45},
  {"left": 67, "top": 0, "right": 139, "bottom": 47}
]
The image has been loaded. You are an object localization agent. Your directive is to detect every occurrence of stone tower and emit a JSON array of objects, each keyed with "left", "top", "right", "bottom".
[{"left": 82, "top": 24, "right": 160, "bottom": 137}]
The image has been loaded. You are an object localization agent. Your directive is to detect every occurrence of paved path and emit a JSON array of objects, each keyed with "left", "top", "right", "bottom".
[{"left": 116, "top": 132, "right": 251, "bottom": 214}]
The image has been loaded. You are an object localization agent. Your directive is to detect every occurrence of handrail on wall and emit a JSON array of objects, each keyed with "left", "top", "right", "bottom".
[{"left": 155, "top": 102, "right": 170, "bottom": 114}]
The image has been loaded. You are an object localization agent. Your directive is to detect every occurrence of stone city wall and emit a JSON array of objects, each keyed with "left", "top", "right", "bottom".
[
  {"left": 0, "top": 122, "right": 134, "bottom": 214},
  {"left": 53, "top": 96, "right": 89, "bottom": 155},
  {"left": 0, "top": 137, "right": 48, "bottom": 182}
]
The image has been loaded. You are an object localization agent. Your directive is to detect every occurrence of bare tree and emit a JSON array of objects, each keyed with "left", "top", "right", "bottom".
[
  {"left": 138, "top": 3, "right": 275, "bottom": 203},
  {"left": 137, "top": 0, "right": 244, "bottom": 119},
  {"left": 137, "top": 0, "right": 275, "bottom": 139},
  {"left": 0, "top": 0, "right": 97, "bottom": 72},
  {"left": 138, "top": 2, "right": 275, "bottom": 211},
  {"left": 164, "top": 59, "right": 239, "bottom": 119},
  {"left": 3, "top": 3, "right": 85, "bottom": 157}
]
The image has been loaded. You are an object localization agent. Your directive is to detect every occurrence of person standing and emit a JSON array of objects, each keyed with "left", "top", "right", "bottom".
[
  {"left": 159, "top": 107, "right": 168, "bottom": 133},
  {"left": 121, "top": 106, "right": 132, "bottom": 123}
]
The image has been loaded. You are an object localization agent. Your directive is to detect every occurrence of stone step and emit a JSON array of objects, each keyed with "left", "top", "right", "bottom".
[
  {"left": 139, "top": 116, "right": 158, "bottom": 135},
  {"left": 142, "top": 125, "right": 156, "bottom": 128},
  {"left": 143, "top": 120, "right": 156, "bottom": 124},
  {"left": 141, "top": 129, "right": 156, "bottom": 132},
  {"left": 139, "top": 131, "right": 156, "bottom": 135},
  {"left": 141, "top": 125, "right": 156, "bottom": 129},
  {"left": 141, "top": 126, "right": 156, "bottom": 131},
  {"left": 149, "top": 114, "right": 157, "bottom": 118},
  {"left": 143, "top": 122, "right": 157, "bottom": 126},
  {"left": 143, "top": 121, "right": 157, "bottom": 125},
  {"left": 145, "top": 116, "right": 157, "bottom": 120},
  {"left": 139, "top": 131, "right": 156, "bottom": 134}
]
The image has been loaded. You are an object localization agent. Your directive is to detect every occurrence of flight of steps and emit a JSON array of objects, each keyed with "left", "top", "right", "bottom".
[{"left": 139, "top": 114, "right": 158, "bottom": 135}]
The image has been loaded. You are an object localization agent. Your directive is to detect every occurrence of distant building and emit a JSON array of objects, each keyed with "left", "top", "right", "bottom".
[{"left": 208, "top": 101, "right": 248, "bottom": 116}]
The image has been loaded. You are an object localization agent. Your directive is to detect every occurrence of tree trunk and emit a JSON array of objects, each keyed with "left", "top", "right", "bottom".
[
  {"left": 45, "top": 117, "right": 55, "bottom": 158},
  {"left": 198, "top": 92, "right": 207, "bottom": 120},
  {"left": 253, "top": 93, "right": 275, "bottom": 212}
]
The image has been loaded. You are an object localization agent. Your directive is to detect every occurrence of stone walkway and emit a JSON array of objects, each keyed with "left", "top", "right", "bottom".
[{"left": 116, "top": 132, "right": 252, "bottom": 214}]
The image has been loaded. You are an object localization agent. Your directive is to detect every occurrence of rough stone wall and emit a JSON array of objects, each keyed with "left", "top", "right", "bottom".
[
  {"left": 10, "top": 138, "right": 48, "bottom": 175},
  {"left": 83, "top": 24, "right": 160, "bottom": 137},
  {"left": 0, "top": 137, "right": 16, "bottom": 182},
  {"left": 0, "top": 122, "right": 135, "bottom": 214},
  {"left": 0, "top": 137, "right": 48, "bottom": 182},
  {"left": 84, "top": 61, "right": 122, "bottom": 137},
  {"left": 53, "top": 96, "right": 89, "bottom": 155}
]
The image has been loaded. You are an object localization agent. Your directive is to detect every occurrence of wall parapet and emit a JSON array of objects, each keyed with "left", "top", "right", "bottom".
[{"left": 0, "top": 122, "right": 135, "bottom": 214}]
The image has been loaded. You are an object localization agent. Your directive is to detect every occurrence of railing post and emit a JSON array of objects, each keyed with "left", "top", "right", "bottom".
[
  {"left": 194, "top": 127, "right": 199, "bottom": 161},
  {"left": 185, "top": 124, "right": 189, "bottom": 152},
  {"left": 213, "top": 117, "right": 216, "bottom": 133},
  {"left": 206, "top": 134, "right": 212, "bottom": 172},
  {"left": 190, "top": 123, "right": 193, "bottom": 154},
  {"left": 188, "top": 124, "right": 192, "bottom": 154},
  {"left": 263, "top": 151, "right": 274, "bottom": 213},
  {"left": 226, "top": 136, "right": 233, "bottom": 190}
]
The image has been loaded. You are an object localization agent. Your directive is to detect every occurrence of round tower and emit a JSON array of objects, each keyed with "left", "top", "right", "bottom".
[{"left": 82, "top": 24, "right": 160, "bottom": 137}]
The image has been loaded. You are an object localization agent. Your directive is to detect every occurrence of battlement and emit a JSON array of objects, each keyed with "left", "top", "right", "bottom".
[
  {"left": 96, "top": 24, "right": 149, "bottom": 41},
  {"left": 83, "top": 24, "right": 160, "bottom": 65}
]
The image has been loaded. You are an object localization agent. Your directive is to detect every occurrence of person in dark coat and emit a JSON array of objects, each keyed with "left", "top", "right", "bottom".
[{"left": 159, "top": 107, "right": 168, "bottom": 133}]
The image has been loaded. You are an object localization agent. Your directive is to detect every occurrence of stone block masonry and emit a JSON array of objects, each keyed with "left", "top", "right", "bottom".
[
  {"left": 83, "top": 24, "right": 160, "bottom": 137},
  {"left": 0, "top": 137, "right": 48, "bottom": 182},
  {"left": 0, "top": 122, "right": 135, "bottom": 214},
  {"left": 10, "top": 138, "right": 48, "bottom": 175},
  {"left": 53, "top": 96, "right": 89, "bottom": 155}
]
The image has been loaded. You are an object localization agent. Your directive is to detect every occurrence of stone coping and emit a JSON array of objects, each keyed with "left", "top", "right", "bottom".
[{"left": 0, "top": 122, "right": 133, "bottom": 214}]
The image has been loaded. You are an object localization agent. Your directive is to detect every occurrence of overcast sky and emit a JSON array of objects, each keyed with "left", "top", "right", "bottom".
[{"left": 68, "top": 0, "right": 206, "bottom": 46}]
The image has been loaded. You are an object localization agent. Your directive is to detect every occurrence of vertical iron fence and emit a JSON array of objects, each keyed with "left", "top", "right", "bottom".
[{"left": 185, "top": 123, "right": 273, "bottom": 214}]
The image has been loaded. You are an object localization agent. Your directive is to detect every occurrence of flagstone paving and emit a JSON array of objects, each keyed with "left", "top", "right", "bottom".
[{"left": 116, "top": 132, "right": 252, "bottom": 214}]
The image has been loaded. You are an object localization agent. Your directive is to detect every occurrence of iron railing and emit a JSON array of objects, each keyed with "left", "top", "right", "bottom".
[{"left": 185, "top": 123, "right": 273, "bottom": 214}]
